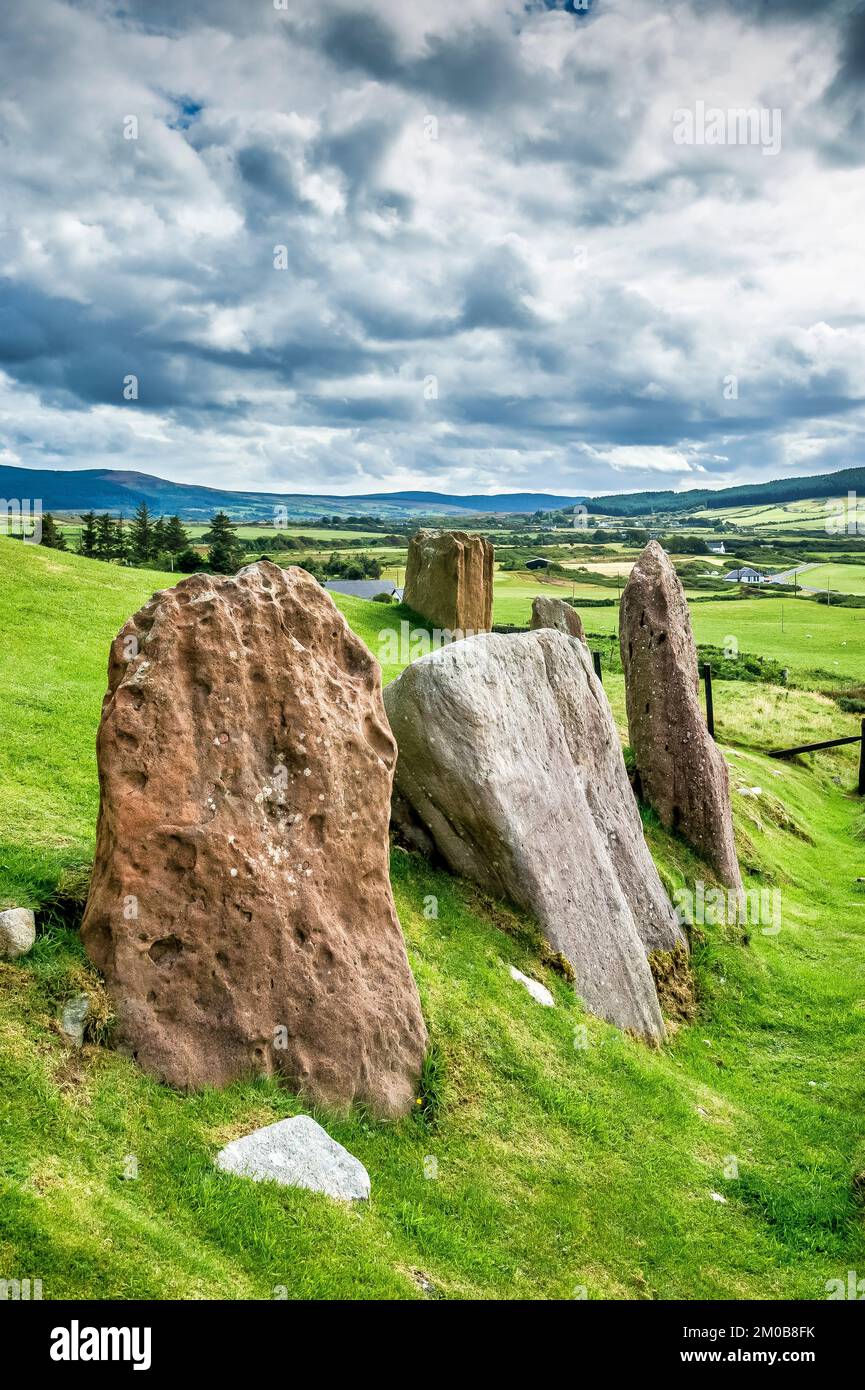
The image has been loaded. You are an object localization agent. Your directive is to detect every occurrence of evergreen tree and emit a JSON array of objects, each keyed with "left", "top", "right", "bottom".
[
  {"left": 94, "top": 513, "right": 116, "bottom": 560},
  {"left": 202, "top": 511, "right": 241, "bottom": 574},
  {"left": 39, "top": 513, "right": 67, "bottom": 550},
  {"left": 79, "top": 511, "right": 98, "bottom": 558},
  {"left": 129, "top": 500, "right": 154, "bottom": 564},
  {"left": 113, "top": 514, "right": 130, "bottom": 564},
  {"left": 152, "top": 516, "right": 167, "bottom": 556},
  {"left": 164, "top": 515, "right": 189, "bottom": 554}
]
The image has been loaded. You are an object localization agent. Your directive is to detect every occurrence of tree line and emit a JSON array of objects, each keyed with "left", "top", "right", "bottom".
[
  {"left": 37, "top": 504, "right": 242, "bottom": 574},
  {"left": 36, "top": 505, "right": 383, "bottom": 580}
]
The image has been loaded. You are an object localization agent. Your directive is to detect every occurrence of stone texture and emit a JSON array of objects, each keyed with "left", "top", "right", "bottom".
[
  {"left": 60, "top": 993, "right": 90, "bottom": 1048},
  {"left": 403, "top": 529, "right": 494, "bottom": 634},
  {"left": 530, "top": 596, "right": 585, "bottom": 642},
  {"left": 509, "top": 965, "right": 555, "bottom": 1007},
  {"left": 216, "top": 1114, "right": 370, "bottom": 1201},
  {"left": 619, "top": 542, "right": 743, "bottom": 891},
  {"left": 81, "top": 561, "right": 426, "bottom": 1117},
  {"left": 0, "top": 907, "right": 35, "bottom": 960},
  {"left": 385, "top": 630, "right": 685, "bottom": 1040}
]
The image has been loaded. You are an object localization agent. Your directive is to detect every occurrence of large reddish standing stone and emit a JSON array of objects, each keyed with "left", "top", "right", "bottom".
[
  {"left": 403, "top": 529, "right": 494, "bottom": 634},
  {"left": 619, "top": 542, "right": 742, "bottom": 891},
  {"left": 81, "top": 561, "right": 427, "bottom": 1116}
]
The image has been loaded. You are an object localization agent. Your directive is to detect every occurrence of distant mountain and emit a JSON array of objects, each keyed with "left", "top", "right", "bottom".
[
  {"left": 588, "top": 467, "right": 865, "bottom": 517},
  {"left": 0, "top": 462, "right": 861, "bottom": 522},
  {"left": 0, "top": 466, "right": 585, "bottom": 520}
]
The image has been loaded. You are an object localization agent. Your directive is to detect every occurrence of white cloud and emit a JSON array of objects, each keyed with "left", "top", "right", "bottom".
[{"left": 0, "top": 0, "right": 862, "bottom": 498}]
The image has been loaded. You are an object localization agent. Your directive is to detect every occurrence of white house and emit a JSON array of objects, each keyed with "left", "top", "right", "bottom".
[{"left": 723, "top": 566, "right": 764, "bottom": 584}]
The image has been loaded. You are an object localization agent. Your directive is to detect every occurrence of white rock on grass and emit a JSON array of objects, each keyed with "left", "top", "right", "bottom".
[
  {"left": 0, "top": 908, "right": 36, "bottom": 960},
  {"left": 509, "top": 965, "right": 555, "bottom": 1008},
  {"left": 215, "top": 1115, "right": 370, "bottom": 1202}
]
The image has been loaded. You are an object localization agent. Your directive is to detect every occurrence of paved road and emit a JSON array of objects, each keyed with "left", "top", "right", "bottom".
[{"left": 764, "top": 562, "right": 826, "bottom": 592}]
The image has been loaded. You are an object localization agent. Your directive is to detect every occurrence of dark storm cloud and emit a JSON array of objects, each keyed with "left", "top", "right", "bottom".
[{"left": 316, "top": 9, "right": 540, "bottom": 112}]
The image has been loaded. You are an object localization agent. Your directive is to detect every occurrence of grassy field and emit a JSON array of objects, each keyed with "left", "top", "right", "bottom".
[
  {"left": 577, "top": 593, "right": 864, "bottom": 685},
  {"left": 1, "top": 538, "right": 864, "bottom": 1300},
  {"left": 688, "top": 499, "right": 839, "bottom": 533},
  {"left": 802, "top": 563, "right": 865, "bottom": 596}
]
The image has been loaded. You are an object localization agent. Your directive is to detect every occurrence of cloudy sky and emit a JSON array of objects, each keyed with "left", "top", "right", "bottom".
[{"left": 1, "top": 0, "right": 864, "bottom": 498}]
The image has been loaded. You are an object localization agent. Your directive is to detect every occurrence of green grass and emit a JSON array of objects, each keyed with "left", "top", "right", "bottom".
[
  {"left": 689, "top": 498, "right": 840, "bottom": 532},
  {"left": 1, "top": 537, "right": 864, "bottom": 1300},
  {"left": 801, "top": 563, "right": 865, "bottom": 596},
  {"left": 576, "top": 594, "right": 864, "bottom": 685}
]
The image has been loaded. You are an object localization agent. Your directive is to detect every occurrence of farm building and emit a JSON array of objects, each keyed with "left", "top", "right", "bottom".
[
  {"left": 723, "top": 566, "right": 764, "bottom": 584},
  {"left": 524, "top": 557, "right": 551, "bottom": 571}
]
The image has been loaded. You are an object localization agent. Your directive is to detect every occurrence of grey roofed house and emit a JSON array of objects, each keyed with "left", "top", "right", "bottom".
[
  {"left": 723, "top": 566, "right": 764, "bottom": 583},
  {"left": 707, "top": 541, "right": 726, "bottom": 554},
  {"left": 324, "top": 579, "right": 403, "bottom": 600}
]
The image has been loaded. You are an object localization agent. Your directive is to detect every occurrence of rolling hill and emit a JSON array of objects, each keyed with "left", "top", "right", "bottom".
[
  {"left": 2, "top": 462, "right": 864, "bottom": 523},
  {"left": 0, "top": 466, "right": 585, "bottom": 521}
]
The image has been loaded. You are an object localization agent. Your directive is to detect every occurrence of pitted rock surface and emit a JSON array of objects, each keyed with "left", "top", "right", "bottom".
[{"left": 82, "top": 561, "right": 426, "bottom": 1116}]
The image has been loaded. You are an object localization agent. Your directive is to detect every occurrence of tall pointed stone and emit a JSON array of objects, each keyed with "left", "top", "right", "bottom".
[
  {"left": 81, "top": 562, "right": 426, "bottom": 1117},
  {"left": 619, "top": 542, "right": 742, "bottom": 891}
]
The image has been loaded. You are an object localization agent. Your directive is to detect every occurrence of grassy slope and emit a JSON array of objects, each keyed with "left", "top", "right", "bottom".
[{"left": 1, "top": 538, "right": 863, "bottom": 1300}]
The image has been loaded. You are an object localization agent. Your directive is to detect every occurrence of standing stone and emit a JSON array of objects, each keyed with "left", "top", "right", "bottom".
[
  {"left": 619, "top": 542, "right": 742, "bottom": 891},
  {"left": 385, "top": 630, "right": 686, "bottom": 1041},
  {"left": 403, "top": 529, "right": 494, "bottom": 634},
  {"left": 0, "top": 907, "right": 36, "bottom": 960},
  {"left": 530, "top": 596, "right": 585, "bottom": 641},
  {"left": 81, "top": 561, "right": 426, "bottom": 1117}
]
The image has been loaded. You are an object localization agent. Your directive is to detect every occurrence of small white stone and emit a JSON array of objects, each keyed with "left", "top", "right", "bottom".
[
  {"left": 710, "top": 1191, "right": 727, "bottom": 1204},
  {"left": 230, "top": 867, "right": 238, "bottom": 878},
  {"left": 509, "top": 965, "right": 554, "bottom": 1007},
  {"left": 0, "top": 907, "right": 36, "bottom": 960},
  {"left": 216, "top": 1115, "right": 370, "bottom": 1201}
]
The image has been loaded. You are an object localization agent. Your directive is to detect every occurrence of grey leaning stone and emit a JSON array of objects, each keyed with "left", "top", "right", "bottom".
[
  {"left": 0, "top": 908, "right": 36, "bottom": 960},
  {"left": 215, "top": 1115, "right": 371, "bottom": 1201},
  {"left": 61, "top": 993, "right": 90, "bottom": 1047},
  {"left": 385, "top": 630, "right": 686, "bottom": 1041}
]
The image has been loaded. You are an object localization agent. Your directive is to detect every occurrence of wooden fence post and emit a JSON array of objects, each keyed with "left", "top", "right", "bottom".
[
  {"left": 702, "top": 662, "right": 715, "bottom": 739},
  {"left": 859, "top": 720, "right": 865, "bottom": 796}
]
